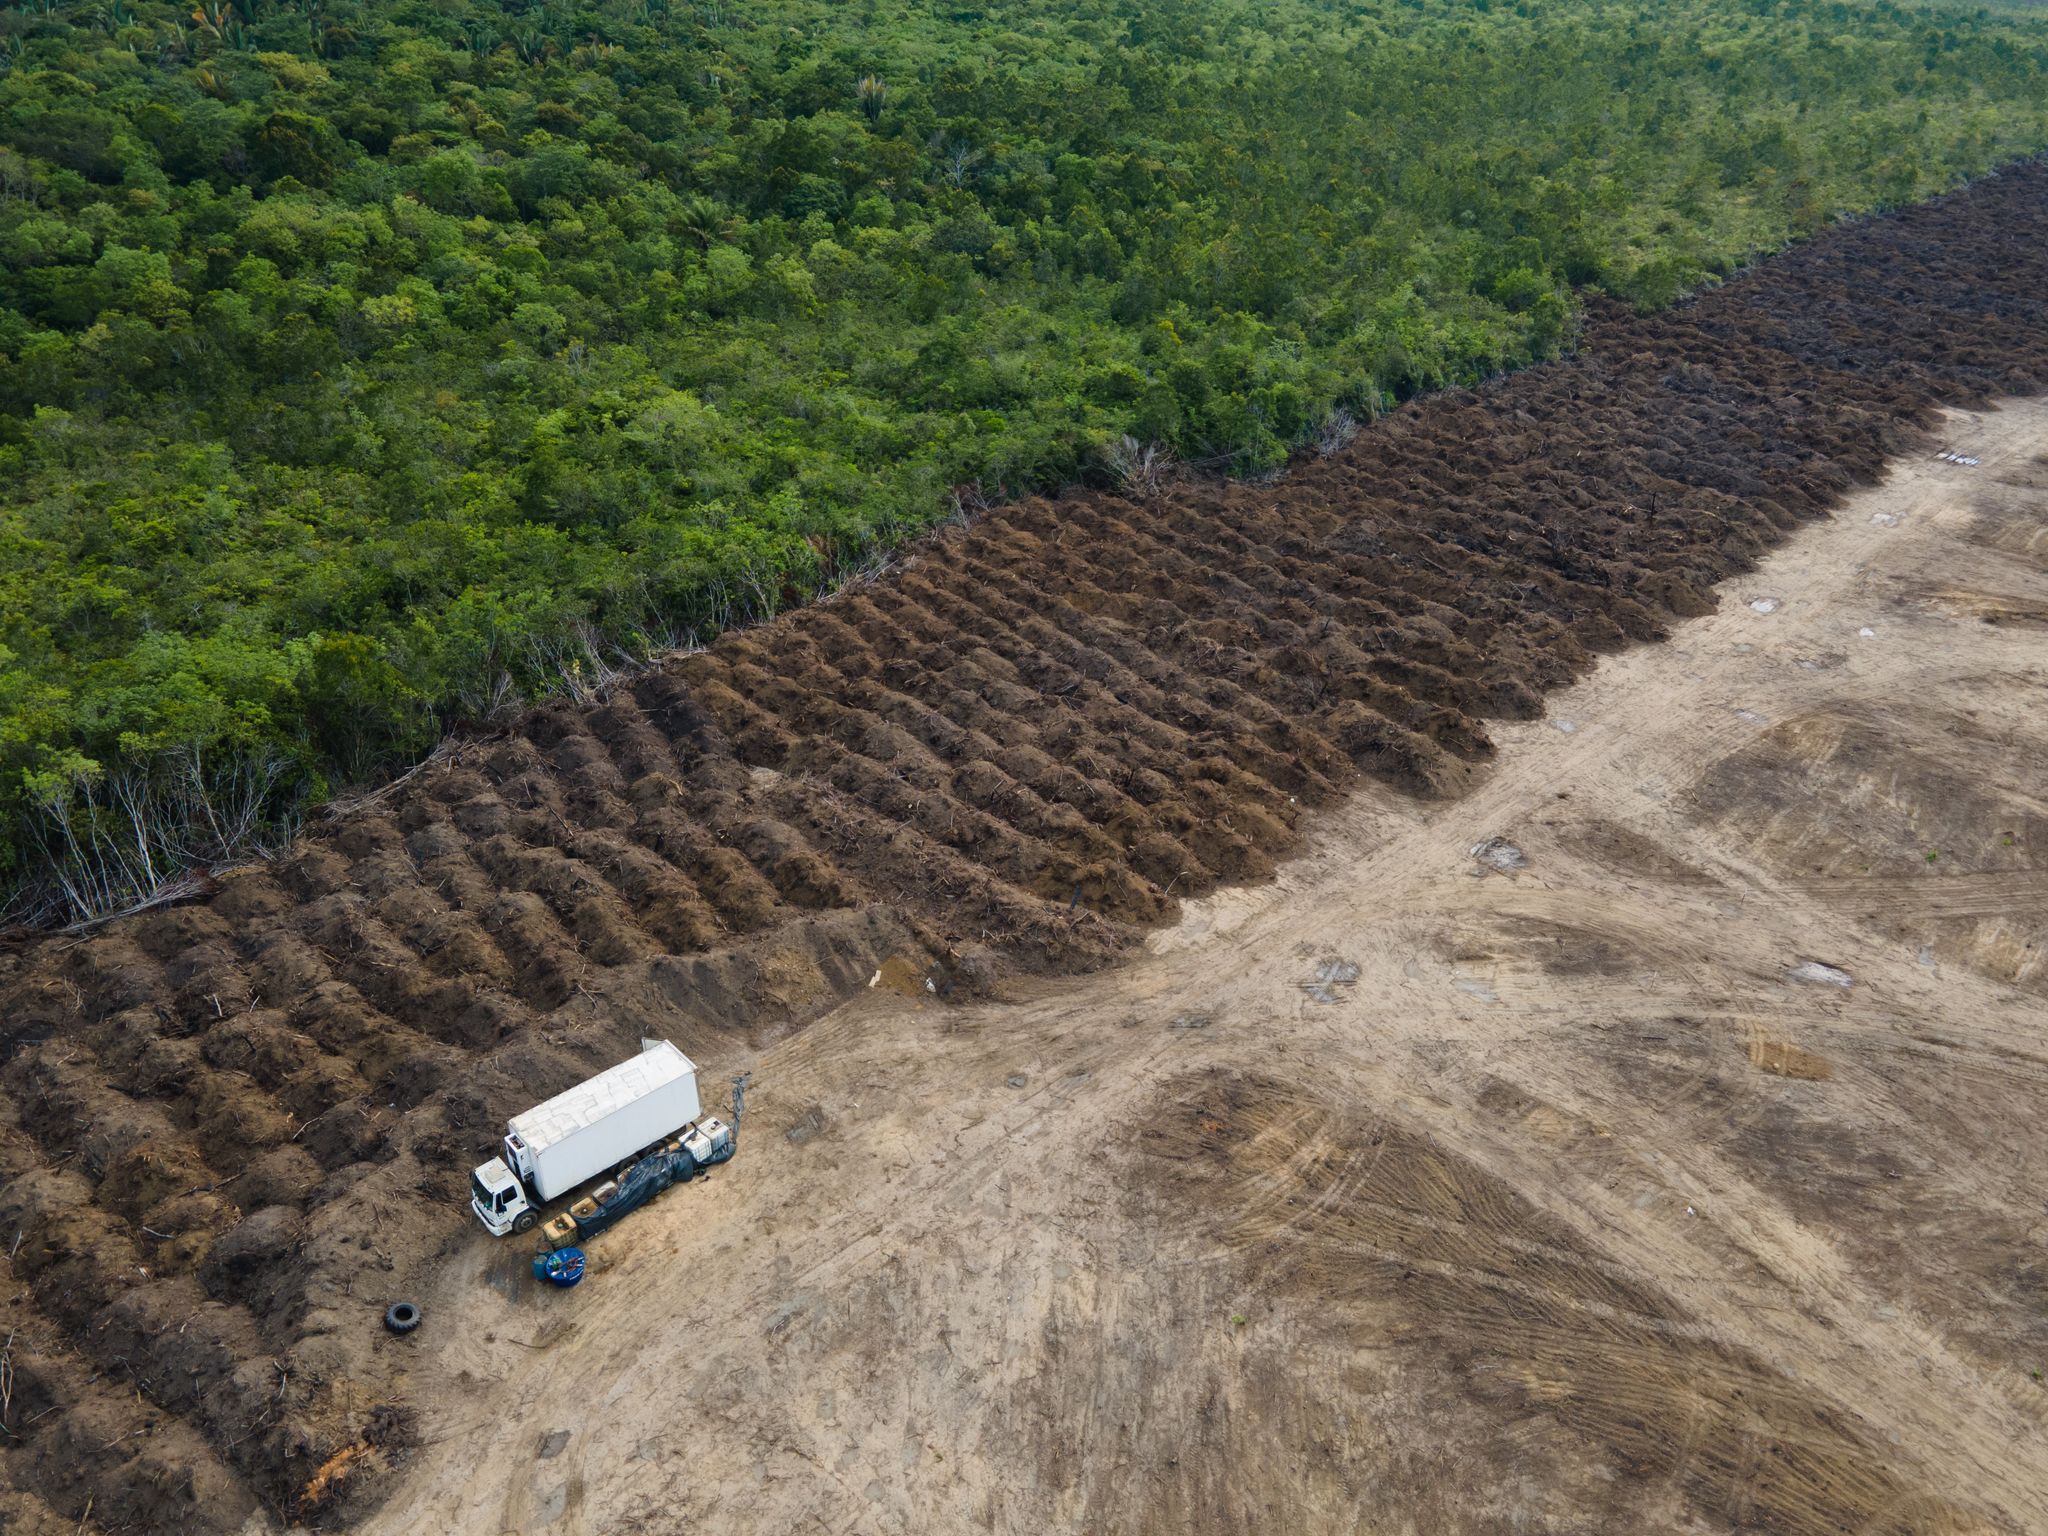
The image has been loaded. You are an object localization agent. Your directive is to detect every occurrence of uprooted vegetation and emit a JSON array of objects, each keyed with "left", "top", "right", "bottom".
[
  {"left": 3, "top": 165, "right": 2048, "bottom": 1532},
  {"left": 9, "top": 0, "right": 2048, "bottom": 919}
]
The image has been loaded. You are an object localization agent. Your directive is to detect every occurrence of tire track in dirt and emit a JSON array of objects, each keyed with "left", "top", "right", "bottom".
[
  {"left": 1129, "top": 1071, "right": 2004, "bottom": 1536},
  {"left": 4, "top": 164, "right": 2048, "bottom": 1530}
]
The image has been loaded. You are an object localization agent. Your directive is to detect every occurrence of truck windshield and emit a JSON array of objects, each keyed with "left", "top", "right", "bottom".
[{"left": 470, "top": 1171, "right": 492, "bottom": 1206}]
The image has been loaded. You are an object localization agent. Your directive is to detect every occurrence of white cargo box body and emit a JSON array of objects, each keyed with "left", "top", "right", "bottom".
[{"left": 506, "top": 1040, "right": 701, "bottom": 1202}]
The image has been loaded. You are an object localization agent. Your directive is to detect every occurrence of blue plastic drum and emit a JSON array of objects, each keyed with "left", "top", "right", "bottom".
[{"left": 532, "top": 1246, "right": 587, "bottom": 1288}]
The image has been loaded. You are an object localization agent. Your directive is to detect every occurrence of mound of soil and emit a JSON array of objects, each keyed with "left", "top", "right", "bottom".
[{"left": 5, "top": 160, "right": 2048, "bottom": 1530}]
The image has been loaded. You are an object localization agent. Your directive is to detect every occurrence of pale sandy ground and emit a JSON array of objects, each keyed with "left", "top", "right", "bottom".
[{"left": 345, "top": 402, "right": 2048, "bottom": 1536}]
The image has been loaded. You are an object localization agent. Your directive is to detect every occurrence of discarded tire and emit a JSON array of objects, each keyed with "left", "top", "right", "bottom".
[{"left": 384, "top": 1301, "right": 422, "bottom": 1334}]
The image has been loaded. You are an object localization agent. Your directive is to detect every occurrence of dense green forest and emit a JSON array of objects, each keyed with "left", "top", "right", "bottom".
[{"left": 5, "top": 0, "right": 2048, "bottom": 916}]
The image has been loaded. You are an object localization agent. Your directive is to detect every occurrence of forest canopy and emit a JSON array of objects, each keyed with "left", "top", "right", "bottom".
[{"left": 5, "top": 0, "right": 2048, "bottom": 917}]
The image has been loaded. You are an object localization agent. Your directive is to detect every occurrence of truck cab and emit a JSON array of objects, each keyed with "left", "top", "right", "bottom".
[{"left": 470, "top": 1156, "right": 536, "bottom": 1237}]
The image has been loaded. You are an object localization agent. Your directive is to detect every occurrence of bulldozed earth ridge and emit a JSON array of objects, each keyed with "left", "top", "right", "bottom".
[{"left": 2, "top": 160, "right": 2048, "bottom": 1532}]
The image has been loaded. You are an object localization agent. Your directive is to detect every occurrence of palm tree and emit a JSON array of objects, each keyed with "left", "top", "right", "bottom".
[
  {"left": 677, "top": 193, "right": 726, "bottom": 249},
  {"left": 856, "top": 75, "right": 887, "bottom": 125},
  {"left": 190, "top": 0, "right": 230, "bottom": 41},
  {"left": 504, "top": 27, "right": 555, "bottom": 65}
]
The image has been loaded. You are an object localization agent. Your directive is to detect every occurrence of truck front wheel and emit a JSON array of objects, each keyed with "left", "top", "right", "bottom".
[{"left": 514, "top": 1210, "right": 538, "bottom": 1234}]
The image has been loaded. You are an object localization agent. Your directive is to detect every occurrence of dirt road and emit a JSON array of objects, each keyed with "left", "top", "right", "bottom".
[{"left": 359, "top": 403, "right": 2048, "bottom": 1535}]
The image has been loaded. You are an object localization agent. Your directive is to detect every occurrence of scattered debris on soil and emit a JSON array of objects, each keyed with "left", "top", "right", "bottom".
[
  {"left": 1788, "top": 960, "right": 1856, "bottom": 987},
  {"left": 1471, "top": 837, "right": 1529, "bottom": 873},
  {"left": 6, "top": 162, "right": 2048, "bottom": 1530},
  {"left": 1300, "top": 959, "right": 1363, "bottom": 1003},
  {"left": 1748, "top": 1036, "right": 1836, "bottom": 1080}
]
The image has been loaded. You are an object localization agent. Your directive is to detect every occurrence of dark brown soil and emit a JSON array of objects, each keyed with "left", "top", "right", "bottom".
[{"left": 4, "top": 160, "right": 2048, "bottom": 1532}]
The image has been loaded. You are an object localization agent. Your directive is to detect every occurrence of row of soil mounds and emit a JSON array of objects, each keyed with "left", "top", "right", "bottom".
[{"left": 4, "top": 159, "right": 2048, "bottom": 1533}]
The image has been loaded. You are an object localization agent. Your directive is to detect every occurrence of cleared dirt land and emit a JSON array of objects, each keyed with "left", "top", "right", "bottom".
[
  {"left": 354, "top": 395, "right": 2048, "bottom": 1536},
  {"left": 3, "top": 166, "right": 2048, "bottom": 1532},
  {"left": 370, "top": 398, "right": 2048, "bottom": 1536}
]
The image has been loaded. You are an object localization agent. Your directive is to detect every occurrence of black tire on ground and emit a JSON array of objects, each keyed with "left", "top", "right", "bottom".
[
  {"left": 513, "top": 1210, "right": 538, "bottom": 1234},
  {"left": 384, "top": 1301, "right": 422, "bottom": 1334}
]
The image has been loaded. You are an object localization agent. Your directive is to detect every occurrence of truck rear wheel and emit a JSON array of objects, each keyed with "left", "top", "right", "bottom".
[{"left": 513, "top": 1210, "right": 538, "bottom": 1234}]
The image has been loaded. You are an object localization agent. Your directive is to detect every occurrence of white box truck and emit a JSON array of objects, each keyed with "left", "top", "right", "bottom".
[{"left": 470, "top": 1039, "right": 714, "bottom": 1237}]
